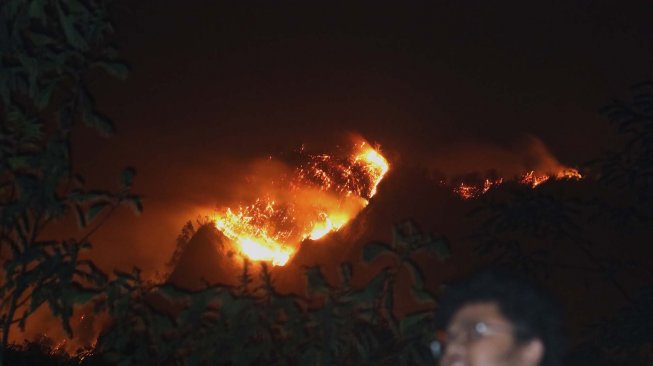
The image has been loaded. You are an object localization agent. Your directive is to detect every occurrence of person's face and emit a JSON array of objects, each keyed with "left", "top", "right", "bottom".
[{"left": 439, "top": 302, "right": 543, "bottom": 366}]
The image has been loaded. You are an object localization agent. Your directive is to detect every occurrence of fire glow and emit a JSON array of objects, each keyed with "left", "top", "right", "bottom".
[
  {"left": 214, "top": 140, "right": 389, "bottom": 266},
  {"left": 454, "top": 168, "right": 582, "bottom": 199}
]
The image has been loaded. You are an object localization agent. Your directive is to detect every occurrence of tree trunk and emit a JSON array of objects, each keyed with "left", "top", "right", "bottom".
[{"left": 0, "top": 293, "right": 18, "bottom": 366}]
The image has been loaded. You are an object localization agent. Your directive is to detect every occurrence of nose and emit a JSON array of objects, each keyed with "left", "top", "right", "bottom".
[{"left": 440, "top": 341, "right": 466, "bottom": 366}]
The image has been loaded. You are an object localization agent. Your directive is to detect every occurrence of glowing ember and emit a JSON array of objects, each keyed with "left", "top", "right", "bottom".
[
  {"left": 556, "top": 168, "right": 582, "bottom": 180},
  {"left": 214, "top": 140, "right": 389, "bottom": 266},
  {"left": 454, "top": 178, "right": 504, "bottom": 200},
  {"left": 454, "top": 182, "right": 481, "bottom": 200},
  {"left": 483, "top": 178, "right": 503, "bottom": 193},
  {"left": 453, "top": 168, "right": 582, "bottom": 199},
  {"left": 520, "top": 170, "right": 551, "bottom": 188},
  {"left": 51, "top": 339, "right": 67, "bottom": 355}
]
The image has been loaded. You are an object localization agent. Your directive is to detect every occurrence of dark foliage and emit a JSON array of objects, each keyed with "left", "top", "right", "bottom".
[
  {"left": 0, "top": 1, "right": 140, "bottom": 365},
  {"left": 467, "top": 81, "right": 653, "bottom": 364},
  {"left": 3, "top": 334, "right": 105, "bottom": 366},
  {"left": 3, "top": 1, "right": 653, "bottom": 365},
  {"left": 90, "top": 222, "right": 443, "bottom": 366},
  {"left": 597, "top": 81, "right": 653, "bottom": 215}
]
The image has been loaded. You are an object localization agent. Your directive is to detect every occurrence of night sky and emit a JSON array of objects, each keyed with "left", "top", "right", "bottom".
[{"left": 71, "top": 0, "right": 653, "bottom": 280}]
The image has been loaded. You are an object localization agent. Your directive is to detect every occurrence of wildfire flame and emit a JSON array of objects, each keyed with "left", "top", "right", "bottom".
[
  {"left": 214, "top": 140, "right": 389, "bottom": 266},
  {"left": 454, "top": 168, "right": 582, "bottom": 199},
  {"left": 453, "top": 178, "right": 504, "bottom": 199},
  {"left": 520, "top": 170, "right": 551, "bottom": 188},
  {"left": 556, "top": 168, "right": 582, "bottom": 180}
]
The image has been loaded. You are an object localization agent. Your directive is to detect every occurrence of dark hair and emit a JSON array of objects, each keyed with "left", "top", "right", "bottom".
[{"left": 435, "top": 269, "right": 565, "bottom": 366}]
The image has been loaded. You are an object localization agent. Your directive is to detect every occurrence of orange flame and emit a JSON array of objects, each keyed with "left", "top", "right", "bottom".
[
  {"left": 483, "top": 178, "right": 504, "bottom": 193},
  {"left": 520, "top": 170, "right": 551, "bottom": 188},
  {"left": 454, "top": 168, "right": 582, "bottom": 199},
  {"left": 453, "top": 182, "right": 481, "bottom": 200},
  {"left": 354, "top": 144, "right": 390, "bottom": 198},
  {"left": 556, "top": 168, "right": 582, "bottom": 180},
  {"left": 454, "top": 178, "right": 504, "bottom": 199},
  {"left": 214, "top": 140, "right": 389, "bottom": 266},
  {"left": 215, "top": 204, "right": 294, "bottom": 266}
]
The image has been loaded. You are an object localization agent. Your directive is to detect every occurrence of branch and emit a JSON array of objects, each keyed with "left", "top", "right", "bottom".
[
  {"left": 571, "top": 238, "right": 634, "bottom": 303},
  {"left": 0, "top": 234, "right": 21, "bottom": 257},
  {"left": 28, "top": 210, "right": 44, "bottom": 249},
  {"left": 14, "top": 213, "right": 29, "bottom": 249},
  {"left": 15, "top": 292, "right": 31, "bottom": 310},
  {"left": 78, "top": 203, "right": 117, "bottom": 243}
]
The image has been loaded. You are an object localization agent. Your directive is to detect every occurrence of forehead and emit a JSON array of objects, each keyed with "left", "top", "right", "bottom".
[{"left": 448, "top": 302, "right": 511, "bottom": 327}]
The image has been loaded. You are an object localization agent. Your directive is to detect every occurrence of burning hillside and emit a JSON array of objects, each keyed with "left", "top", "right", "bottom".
[
  {"left": 210, "top": 135, "right": 585, "bottom": 263},
  {"left": 213, "top": 139, "right": 389, "bottom": 266},
  {"left": 452, "top": 167, "right": 582, "bottom": 200},
  {"left": 434, "top": 136, "right": 584, "bottom": 199}
]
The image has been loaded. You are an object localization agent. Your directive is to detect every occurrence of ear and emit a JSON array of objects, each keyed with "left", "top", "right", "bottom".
[{"left": 520, "top": 338, "right": 544, "bottom": 366}]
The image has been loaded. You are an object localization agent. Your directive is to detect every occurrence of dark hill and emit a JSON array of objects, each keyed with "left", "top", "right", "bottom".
[
  {"left": 166, "top": 224, "right": 240, "bottom": 290},
  {"left": 165, "top": 164, "right": 480, "bottom": 304}
]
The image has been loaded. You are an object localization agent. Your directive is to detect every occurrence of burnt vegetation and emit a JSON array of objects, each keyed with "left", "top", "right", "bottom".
[{"left": 2, "top": 1, "right": 653, "bottom": 365}]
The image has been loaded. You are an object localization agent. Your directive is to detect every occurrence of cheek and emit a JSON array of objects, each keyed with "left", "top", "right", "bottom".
[{"left": 467, "top": 338, "right": 515, "bottom": 366}]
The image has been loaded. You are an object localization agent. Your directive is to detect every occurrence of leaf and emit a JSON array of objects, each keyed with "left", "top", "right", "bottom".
[
  {"left": 58, "top": 104, "right": 74, "bottom": 130},
  {"left": 355, "top": 269, "right": 388, "bottom": 304},
  {"left": 28, "top": 0, "right": 48, "bottom": 21},
  {"left": 338, "top": 262, "right": 353, "bottom": 287},
  {"left": 426, "top": 237, "right": 451, "bottom": 260},
  {"left": 7, "top": 156, "right": 32, "bottom": 170},
  {"left": 399, "top": 312, "right": 430, "bottom": 334},
  {"left": 95, "top": 61, "right": 129, "bottom": 80},
  {"left": 404, "top": 258, "right": 424, "bottom": 289},
  {"left": 305, "top": 266, "right": 329, "bottom": 295},
  {"left": 121, "top": 167, "right": 136, "bottom": 189},
  {"left": 75, "top": 204, "right": 87, "bottom": 228},
  {"left": 71, "top": 288, "right": 98, "bottom": 304},
  {"left": 34, "top": 82, "right": 56, "bottom": 109},
  {"left": 411, "top": 288, "right": 436, "bottom": 304},
  {"left": 82, "top": 109, "right": 114, "bottom": 136},
  {"left": 75, "top": 191, "right": 112, "bottom": 204},
  {"left": 86, "top": 202, "right": 110, "bottom": 223},
  {"left": 362, "top": 242, "right": 392, "bottom": 263},
  {"left": 5, "top": 0, "right": 22, "bottom": 19},
  {"left": 301, "top": 347, "right": 321, "bottom": 365},
  {"left": 56, "top": 1, "right": 88, "bottom": 50}
]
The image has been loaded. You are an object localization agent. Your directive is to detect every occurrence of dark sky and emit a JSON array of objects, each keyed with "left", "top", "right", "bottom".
[{"left": 73, "top": 0, "right": 653, "bottom": 277}]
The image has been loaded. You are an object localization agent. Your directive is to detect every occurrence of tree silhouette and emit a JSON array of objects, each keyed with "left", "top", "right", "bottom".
[
  {"left": 468, "top": 81, "right": 653, "bottom": 364},
  {"left": 89, "top": 222, "right": 442, "bottom": 365},
  {"left": 0, "top": 1, "right": 140, "bottom": 364}
]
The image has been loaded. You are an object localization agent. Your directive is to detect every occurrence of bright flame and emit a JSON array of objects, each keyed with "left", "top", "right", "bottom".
[
  {"left": 214, "top": 204, "right": 295, "bottom": 266},
  {"left": 238, "top": 237, "right": 292, "bottom": 266},
  {"left": 520, "top": 170, "right": 551, "bottom": 188},
  {"left": 214, "top": 139, "right": 389, "bottom": 266},
  {"left": 556, "top": 168, "right": 582, "bottom": 180},
  {"left": 453, "top": 168, "right": 582, "bottom": 199},
  {"left": 483, "top": 178, "right": 503, "bottom": 193},
  {"left": 354, "top": 143, "right": 390, "bottom": 198},
  {"left": 308, "top": 214, "right": 349, "bottom": 240}
]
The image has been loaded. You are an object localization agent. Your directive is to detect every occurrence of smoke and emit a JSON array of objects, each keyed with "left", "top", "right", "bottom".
[
  {"left": 519, "top": 135, "right": 571, "bottom": 175},
  {"left": 429, "top": 135, "right": 576, "bottom": 180},
  {"left": 16, "top": 133, "right": 575, "bottom": 351}
]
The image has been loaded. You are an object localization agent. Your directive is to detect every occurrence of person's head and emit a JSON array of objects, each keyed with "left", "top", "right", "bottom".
[{"left": 433, "top": 269, "right": 563, "bottom": 366}]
